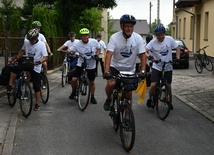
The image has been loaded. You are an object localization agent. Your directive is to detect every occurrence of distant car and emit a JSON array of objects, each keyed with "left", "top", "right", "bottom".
[{"left": 172, "top": 39, "right": 190, "bottom": 69}]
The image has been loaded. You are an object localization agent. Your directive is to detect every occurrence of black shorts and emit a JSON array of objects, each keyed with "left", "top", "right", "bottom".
[
  {"left": 73, "top": 66, "right": 96, "bottom": 81},
  {"left": 151, "top": 68, "right": 172, "bottom": 84}
]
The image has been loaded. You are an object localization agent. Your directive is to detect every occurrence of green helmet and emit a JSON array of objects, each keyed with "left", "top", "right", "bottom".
[
  {"left": 31, "top": 21, "right": 42, "bottom": 27},
  {"left": 79, "top": 28, "right": 89, "bottom": 35}
]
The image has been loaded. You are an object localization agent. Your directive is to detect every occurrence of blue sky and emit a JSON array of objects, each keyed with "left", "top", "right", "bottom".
[{"left": 108, "top": 0, "right": 174, "bottom": 27}]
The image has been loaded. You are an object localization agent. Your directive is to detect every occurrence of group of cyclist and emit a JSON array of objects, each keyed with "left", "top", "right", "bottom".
[{"left": 6, "top": 13, "right": 180, "bottom": 112}]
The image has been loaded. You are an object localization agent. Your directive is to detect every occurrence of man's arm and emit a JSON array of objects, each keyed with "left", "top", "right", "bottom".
[
  {"left": 139, "top": 53, "right": 147, "bottom": 72},
  {"left": 16, "top": 49, "right": 25, "bottom": 59},
  {"left": 175, "top": 46, "right": 181, "bottom": 59},
  {"left": 104, "top": 50, "right": 113, "bottom": 73}
]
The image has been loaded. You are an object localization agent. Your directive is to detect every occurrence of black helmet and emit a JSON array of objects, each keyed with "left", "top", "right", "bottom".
[
  {"left": 26, "top": 29, "right": 39, "bottom": 40},
  {"left": 120, "top": 14, "right": 136, "bottom": 25},
  {"left": 154, "top": 25, "right": 166, "bottom": 34},
  {"left": 68, "top": 31, "right": 76, "bottom": 37},
  {"left": 146, "top": 34, "right": 153, "bottom": 44}
]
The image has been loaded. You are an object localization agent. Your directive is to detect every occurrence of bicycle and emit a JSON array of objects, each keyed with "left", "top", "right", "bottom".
[
  {"left": 75, "top": 55, "right": 92, "bottom": 111},
  {"left": 194, "top": 45, "right": 213, "bottom": 74},
  {"left": 107, "top": 71, "right": 138, "bottom": 151},
  {"left": 59, "top": 50, "right": 71, "bottom": 87},
  {"left": 150, "top": 60, "right": 173, "bottom": 120},
  {"left": 7, "top": 56, "right": 33, "bottom": 118},
  {"left": 39, "top": 64, "right": 49, "bottom": 104}
]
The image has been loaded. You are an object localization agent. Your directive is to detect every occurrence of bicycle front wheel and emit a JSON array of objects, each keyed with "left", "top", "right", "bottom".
[
  {"left": 111, "top": 95, "right": 119, "bottom": 132},
  {"left": 120, "top": 102, "right": 135, "bottom": 152},
  {"left": 40, "top": 73, "right": 49, "bottom": 104},
  {"left": 195, "top": 57, "right": 203, "bottom": 74},
  {"left": 204, "top": 57, "right": 213, "bottom": 71},
  {"left": 19, "top": 80, "right": 33, "bottom": 118},
  {"left": 156, "top": 83, "right": 171, "bottom": 120},
  {"left": 7, "top": 87, "right": 17, "bottom": 107},
  {"left": 78, "top": 78, "right": 91, "bottom": 111},
  {"left": 61, "top": 63, "right": 67, "bottom": 87}
]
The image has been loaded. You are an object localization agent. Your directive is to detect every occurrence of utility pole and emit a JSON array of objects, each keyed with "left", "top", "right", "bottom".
[
  {"left": 157, "top": 0, "right": 160, "bottom": 25},
  {"left": 149, "top": 1, "right": 153, "bottom": 33}
]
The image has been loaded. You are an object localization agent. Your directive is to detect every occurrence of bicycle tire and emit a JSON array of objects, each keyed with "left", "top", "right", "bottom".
[
  {"left": 111, "top": 94, "right": 119, "bottom": 132},
  {"left": 40, "top": 73, "right": 49, "bottom": 104},
  {"left": 120, "top": 102, "right": 135, "bottom": 152},
  {"left": 7, "top": 86, "right": 17, "bottom": 107},
  {"left": 195, "top": 56, "right": 203, "bottom": 74},
  {"left": 155, "top": 83, "right": 171, "bottom": 120},
  {"left": 204, "top": 57, "right": 213, "bottom": 71},
  {"left": 19, "top": 80, "right": 33, "bottom": 118},
  {"left": 78, "top": 78, "right": 91, "bottom": 111},
  {"left": 61, "top": 63, "right": 67, "bottom": 87}
]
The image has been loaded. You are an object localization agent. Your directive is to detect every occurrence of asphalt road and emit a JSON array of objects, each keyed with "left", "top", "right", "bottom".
[{"left": 10, "top": 70, "right": 214, "bottom": 155}]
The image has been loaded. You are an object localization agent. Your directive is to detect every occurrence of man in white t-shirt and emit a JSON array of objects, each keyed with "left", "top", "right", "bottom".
[
  {"left": 57, "top": 31, "right": 79, "bottom": 70},
  {"left": 103, "top": 14, "right": 147, "bottom": 111},
  {"left": 69, "top": 28, "right": 101, "bottom": 104},
  {"left": 95, "top": 34, "right": 106, "bottom": 77},
  {"left": 145, "top": 25, "right": 180, "bottom": 109},
  {"left": 8, "top": 29, "right": 48, "bottom": 111}
]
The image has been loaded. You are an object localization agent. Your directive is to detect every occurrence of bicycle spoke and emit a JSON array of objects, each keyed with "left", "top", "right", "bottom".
[
  {"left": 195, "top": 58, "right": 203, "bottom": 74},
  {"left": 40, "top": 74, "right": 49, "bottom": 104}
]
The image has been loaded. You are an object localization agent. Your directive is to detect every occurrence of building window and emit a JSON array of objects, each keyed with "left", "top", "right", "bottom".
[
  {"left": 183, "top": 18, "right": 186, "bottom": 39},
  {"left": 204, "top": 11, "right": 209, "bottom": 41},
  {"left": 190, "top": 16, "right": 193, "bottom": 40}
]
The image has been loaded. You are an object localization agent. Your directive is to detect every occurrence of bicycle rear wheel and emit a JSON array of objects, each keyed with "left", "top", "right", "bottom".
[
  {"left": 7, "top": 87, "right": 17, "bottom": 107},
  {"left": 155, "top": 83, "right": 171, "bottom": 120},
  {"left": 195, "top": 57, "right": 203, "bottom": 74},
  {"left": 19, "top": 80, "right": 33, "bottom": 118},
  {"left": 61, "top": 63, "right": 67, "bottom": 87},
  {"left": 40, "top": 73, "right": 49, "bottom": 104},
  {"left": 78, "top": 78, "right": 91, "bottom": 111},
  {"left": 204, "top": 57, "right": 213, "bottom": 71},
  {"left": 120, "top": 102, "right": 135, "bottom": 152}
]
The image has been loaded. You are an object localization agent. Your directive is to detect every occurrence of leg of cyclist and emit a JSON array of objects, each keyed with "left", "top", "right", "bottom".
[
  {"left": 99, "top": 58, "right": 104, "bottom": 76},
  {"left": 146, "top": 68, "right": 160, "bottom": 108},
  {"left": 104, "top": 67, "right": 118, "bottom": 111},
  {"left": 69, "top": 66, "right": 82, "bottom": 99},
  {"left": 42, "top": 61, "right": 47, "bottom": 74},
  {"left": 87, "top": 68, "right": 97, "bottom": 104},
  {"left": 30, "top": 70, "right": 41, "bottom": 111}
]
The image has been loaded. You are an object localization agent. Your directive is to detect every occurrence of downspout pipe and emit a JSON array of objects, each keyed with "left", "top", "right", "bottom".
[{"left": 179, "top": 8, "right": 195, "bottom": 53}]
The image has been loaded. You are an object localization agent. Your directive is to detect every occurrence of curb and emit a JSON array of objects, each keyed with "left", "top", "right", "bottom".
[{"left": 173, "top": 93, "right": 214, "bottom": 123}]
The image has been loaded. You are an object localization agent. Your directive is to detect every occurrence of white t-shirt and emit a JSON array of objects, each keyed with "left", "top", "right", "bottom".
[
  {"left": 146, "top": 36, "right": 178, "bottom": 71},
  {"left": 108, "top": 31, "right": 146, "bottom": 72},
  {"left": 65, "top": 39, "right": 79, "bottom": 50},
  {"left": 22, "top": 40, "right": 48, "bottom": 73},
  {"left": 97, "top": 40, "right": 106, "bottom": 58},
  {"left": 70, "top": 38, "right": 100, "bottom": 69}
]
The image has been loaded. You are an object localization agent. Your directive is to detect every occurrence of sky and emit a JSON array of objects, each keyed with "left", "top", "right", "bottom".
[{"left": 108, "top": 0, "right": 174, "bottom": 27}]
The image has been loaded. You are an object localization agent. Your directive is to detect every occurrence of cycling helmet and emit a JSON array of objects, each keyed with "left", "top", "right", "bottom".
[
  {"left": 31, "top": 21, "right": 42, "bottom": 27},
  {"left": 120, "top": 14, "right": 136, "bottom": 25},
  {"left": 79, "top": 28, "right": 90, "bottom": 35},
  {"left": 146, "top": 34, "right": 153, "bottom": 44},
  {"left": 154, "top": 25, "right": 165, "bottom": 34},
  {"left": 68, "top": 31, "right": 76, "bottom": 37},
  {"left": 26, "top": 29, "right": 39, "bottom": 40}
]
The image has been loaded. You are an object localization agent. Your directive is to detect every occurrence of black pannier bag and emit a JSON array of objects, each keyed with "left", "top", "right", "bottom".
[
  {"left": 120, "top": 73, "right": 138, "bottom": 91},
  {"left": 18, "top": 55, "right": 34, "bottom": 71},
  {"left": 0, "top": 65, "right": 11, "bottom": 86}
]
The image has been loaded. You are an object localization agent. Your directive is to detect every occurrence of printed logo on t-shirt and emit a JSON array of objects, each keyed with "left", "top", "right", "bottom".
[
  {"left": 160, "top": 45, "right": 169, "bottom": 56},
  {"left": 120, "top": 45, "right": 132, "bottom": 58}
]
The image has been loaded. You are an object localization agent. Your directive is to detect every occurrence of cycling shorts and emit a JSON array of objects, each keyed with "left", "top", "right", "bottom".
[
  {"left": 73, "top": 66, "right": 96, "bottom": 81},
  {"left": 151, "top": 68, "right": 172, "bottom": 84}
]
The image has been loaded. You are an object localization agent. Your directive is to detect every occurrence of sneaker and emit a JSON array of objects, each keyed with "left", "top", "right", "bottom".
[
  {"left": 7, "top": 85, "right": 13, "bottom": 94},
  {"left": 69, "top": 91, "right": 76, "bottom": 99},
  {"left": 90, "top": 96, "right": 97, "bottom": 104},
  {"left": 146, "top": 99, "right": 152, "bottom": 108},
  {"left": 104, "top": 99, "right": 112, "bottom": 111},
  {"left": 34, "top": 104, "right": 40, "bottom": 111}
]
